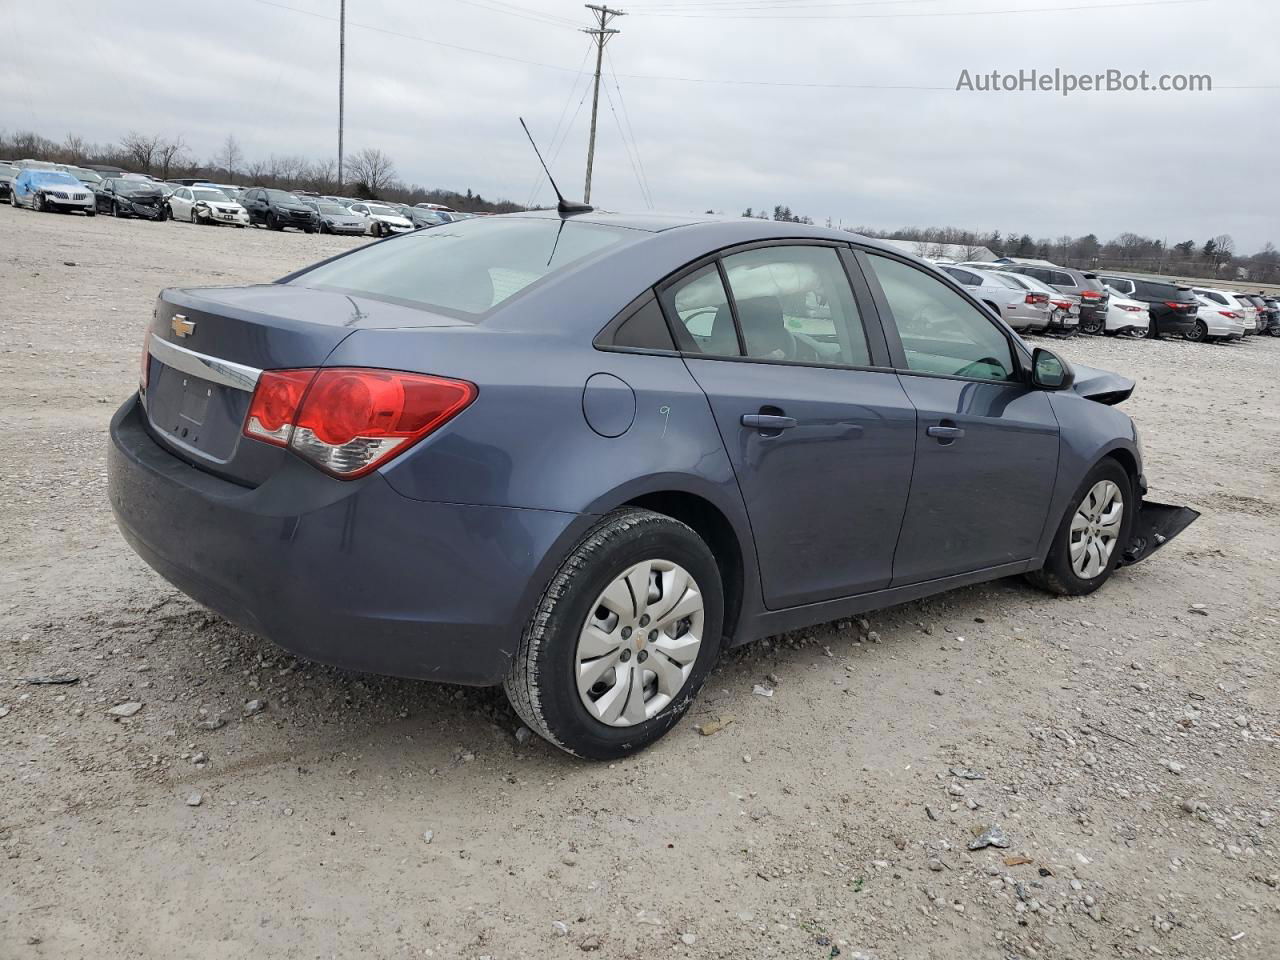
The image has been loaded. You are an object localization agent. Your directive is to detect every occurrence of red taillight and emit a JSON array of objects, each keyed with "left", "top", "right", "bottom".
[
  {"left": 1118, "top": 304, "right": 1144, "bottom": 312},
  {"left": 243, "top": 368, "right": 476, "bottom": 479},
  {"left": 1025, "top": 293, "right": 1049, "bottom": 305},
  {"left": 1219, "top": 311, "right": 1239, "bottom": 319},
  {"left": 1053, "top": 300, "right": 1073, "bottom": 311},
  {"left": 1163, "top": 301, "right": 1188, "bottom": 310},
  {"left": 139, "top": 330, "right": 152, "bottom": 391},
  {"left": 1080, "top": 290, "right": 1104, "bottom": 300}
]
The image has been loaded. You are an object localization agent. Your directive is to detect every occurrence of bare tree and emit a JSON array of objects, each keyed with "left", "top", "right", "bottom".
[
  {"left": 347, "top": 147, "right": 397, "bottom": 197},
  {"left": 215, "top": 134, "right": 244, "bottom": 182},
  {"left": 156, "top": 136, "right": 188, "bottom": 180},
  {"left": 63, "top": 133, "right": 89, "bottom": 164},
  {"left": 119, "top": 131, "right": 163, "bottom": 173}
]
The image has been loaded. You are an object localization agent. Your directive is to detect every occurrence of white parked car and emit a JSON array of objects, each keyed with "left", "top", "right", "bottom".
[
  {"left": 1101, "top": 285, "right": 1152, "bottom": 337},
  {"left": 349, "top": 202, "right": 414, "bottom": 237},
  {"left": 168, "top": 185, "right": 249, "bottom": 227},
  {"left": 1192, "top": 287, "right": 1255, "bottom": 336},
  {"left": 1188, "top": 291, "right": 1245, "bottom": 341}
]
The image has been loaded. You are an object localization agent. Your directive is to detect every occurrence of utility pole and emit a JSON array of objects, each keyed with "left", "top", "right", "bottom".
[
  {"left": 337, "top": 0, "right": 346, "bottom": 189},
  {"left": 582, "top": 4, "right": 624, "bottom": 204}
]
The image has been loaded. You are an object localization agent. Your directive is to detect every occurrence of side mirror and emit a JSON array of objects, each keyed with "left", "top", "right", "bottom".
[{"left": 1031, "top": 347, "right": 1074, "bottom": 391}]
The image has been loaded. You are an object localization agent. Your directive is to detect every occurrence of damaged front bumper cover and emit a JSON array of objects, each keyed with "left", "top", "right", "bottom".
[{"left": 1121, "top": 500, "right": 1200, "bottom": 566}]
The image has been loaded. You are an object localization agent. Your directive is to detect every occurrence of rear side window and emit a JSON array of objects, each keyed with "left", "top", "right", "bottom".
[
  {"left": 609, "top": 297, "right": 675, "bottom": 351},
  {"left": 990, "top": 273, "right": 1024, "bottom": 290},
  {"left": 946, "top": 268, "right": 981, "bottom": 286},
  {"left": 662, "top": 265, "right": 740, "bottom": 357},
  {"left": 295, "top": 218, "right": 632, "bottom": 317},
  {"left": 720, "top": 246, "right": 870, "bottom": 367}
]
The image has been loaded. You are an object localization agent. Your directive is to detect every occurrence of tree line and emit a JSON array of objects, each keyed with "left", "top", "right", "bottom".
[
  {"left": 738, "top": 206, "right": 1279, "bottom": 284},
  {"left": 0, "top": 128, "right": 526, "bottom": 214}
]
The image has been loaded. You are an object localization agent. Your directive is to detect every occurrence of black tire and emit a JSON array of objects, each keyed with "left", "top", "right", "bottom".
[
  {"left": 1079, "top": 312, "right": 1105, "bottom": 336},
  {"left": 86, "top": 208, "right": 95, "bottom": 217},
  {"left": 1183, "top": 320, "right": 1208, "bottom": 343},
  {"left": 190, "top": 209, "right": 199, "bottom": 225},
  {"left": 268, "top": 213, "right": 282, "bottom": 231},
  {"left": 1026, "top": 459, "right": 1134, "bottom": 597},
  {"left": 505, "top": 508, "right": 724, "bottom": 760},
  {"left": 34, "top": 193, "right": 45, "bottom": 213}
]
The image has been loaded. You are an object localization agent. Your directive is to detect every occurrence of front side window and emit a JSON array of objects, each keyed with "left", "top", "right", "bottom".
[
  {"left": 721, "top": 246, "right": 869, "bottom": 366},
  {"left": 294, "top": 217, "right": 633, "bottom": 317},
  {"left": 866, "top": 253, "right": 1016, "bottom": 382}
]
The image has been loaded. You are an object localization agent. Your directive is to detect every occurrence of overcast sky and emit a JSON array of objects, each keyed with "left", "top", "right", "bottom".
[{"left": 3, "top": 0, "right": 1277, "bottom": 250}]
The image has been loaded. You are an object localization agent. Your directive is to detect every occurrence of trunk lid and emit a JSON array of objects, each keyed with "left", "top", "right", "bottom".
[{"left": 141, "top": 285, "right": 470, "bottom": 486}]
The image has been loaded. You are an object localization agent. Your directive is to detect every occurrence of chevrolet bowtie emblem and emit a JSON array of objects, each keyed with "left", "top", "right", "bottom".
[{"left": 170, "top": 314, "right": 196, "bottom": 338}]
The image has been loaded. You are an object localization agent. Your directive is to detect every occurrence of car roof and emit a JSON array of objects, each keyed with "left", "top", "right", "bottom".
[{"left": 498, "top": 208, "right": 895, "bottom": 250}]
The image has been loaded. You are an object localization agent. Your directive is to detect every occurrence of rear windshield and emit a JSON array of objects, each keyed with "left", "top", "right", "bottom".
[
  {"left": 1080, "top": 274, "right": 1105, "bottom": 292},
  {"left": 293, "top": 217, "right": 632, "bottom": 316}
]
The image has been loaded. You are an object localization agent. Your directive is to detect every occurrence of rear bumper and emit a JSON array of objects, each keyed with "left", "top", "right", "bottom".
[{"left": 108, "top": 396, "right": 584, "bottom": 685}]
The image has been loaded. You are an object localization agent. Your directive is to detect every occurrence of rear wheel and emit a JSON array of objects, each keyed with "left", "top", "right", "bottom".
[
  {"left": 1079, "top": 312, "right": 1105, "bottom": 336},
  {"left": 1026, "top": 459, "right": 1133, "bottom": 597},
  {"left": 505, "top": 508, "right": 723, "bottom": 760},
  {"left": 1183, "top": 320, "right": 1208, "bottom": 343}
]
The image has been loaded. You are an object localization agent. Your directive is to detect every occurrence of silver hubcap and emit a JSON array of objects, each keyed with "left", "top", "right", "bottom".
[
  {"left": 575, "top": 559, "right": 704, "bottom": 728},
  {"left": 1070, "top": 480, "right": 1124, "bottom": 579}
]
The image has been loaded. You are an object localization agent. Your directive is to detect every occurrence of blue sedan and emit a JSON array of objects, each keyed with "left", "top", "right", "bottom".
[{"left": 108, "top": 212, "right": 1196, "bottom": 758}]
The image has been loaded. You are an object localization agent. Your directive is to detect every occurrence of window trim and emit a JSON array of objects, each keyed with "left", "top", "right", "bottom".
[
  {"left": 854, "top": 245, "right": 1031, "bottom": 386},
  {"left": 593, "top": 289, "right": 681, "bottom": 356},
  {"left": 653, "top": 238, "right": 895, "bottom": 372}
]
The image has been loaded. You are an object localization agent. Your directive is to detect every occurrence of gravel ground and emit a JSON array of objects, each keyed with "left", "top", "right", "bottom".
[{"left": 2, "top": 203, "right": 1278, "bottom": 959}]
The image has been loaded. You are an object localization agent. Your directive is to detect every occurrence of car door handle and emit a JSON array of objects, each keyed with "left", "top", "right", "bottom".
[
  {"left": 741, "top": 414, "right": 797, "bottom": 431},
  {"left": 927, "top": 424, "right": 965, "bottom": 441}
]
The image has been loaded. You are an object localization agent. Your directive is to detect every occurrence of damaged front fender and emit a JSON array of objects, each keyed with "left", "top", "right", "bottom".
[{"left": 1121, "top": 500, "right": 1200, "bottom": 566}]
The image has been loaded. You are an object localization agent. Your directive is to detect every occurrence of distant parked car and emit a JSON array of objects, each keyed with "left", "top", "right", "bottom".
[
  {"left": 0, "top": 161, "right": 17, "bottom": 199},
  {"left": 939, "top": 265, "right": 1050, "bottom": 332},
  {"left": 971, "top": 268, "right": 1076, "bottom": 334},
  {"left": 95, "top": 178, "right": 168, "bottom": 220},
  {"left": 10, "top": 169, "right": 95, "bottom": 215},
  {"left": 1237, "top": 294, "right": 1275, "bottom": 335},
  {"left": 240, "top": 187, "right": 319, "bottom": 232},
  {"left": 1099, "top": 276, "right": 1198, "bottom": 339},
  {"left": 1260, "top": 296, "right": 1280, "bottom": 336},
  {"left": 57, "top": 165, "right": 104, "bottom": 191},
  {"left": 168, "top": 185, "right": 249, "bottom": 227},
  {"left": 414, "top": 201, "right": 455, "bottom": 212},
  {"left": 300, "top": 198, "right": 369, "bottom": 235},
  {"left": 349, "top": 201, "right": 413, "bottom": 237},
  {"left": 1190, "top": 287, "right": 1254, "bottom": 341},
  {"left": 1000, "top": 263, "right": 1109, "bottom": 334},
  {"left": 1186, "top": 293, "right": 1244, "bottom": 342},
  {"left": 392, "top": 203, "right": 449, "bottom": 230},
  {"left": 322, "top": 196, "right": 357, "bottom": 209},
  {"left": 1100, "top": 285, "right": 1152, "bottom": 337}
]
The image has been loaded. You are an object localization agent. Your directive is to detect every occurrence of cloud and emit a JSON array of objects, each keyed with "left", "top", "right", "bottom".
[{"left": 3, "top": 0, "right": 1275, "bottom": 249}]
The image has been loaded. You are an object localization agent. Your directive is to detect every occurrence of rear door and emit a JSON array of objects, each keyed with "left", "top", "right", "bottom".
[
  {"left": 660, "top": 242, "right": 917, "bottom": 608},
  {"left": 857, "top": 249, "right": 1060, "bottom": 585}
]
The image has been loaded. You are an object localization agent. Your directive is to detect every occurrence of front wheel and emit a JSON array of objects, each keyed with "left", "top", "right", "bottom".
[
  {"left": 34, "top": 193, "right": 45, "bottom": 212},
  {"left": 505, "top": 509, "right": 724, "bottom": 760},
  {"left": 1026, "top": 459, "right": 1133, "bottom": 597}
]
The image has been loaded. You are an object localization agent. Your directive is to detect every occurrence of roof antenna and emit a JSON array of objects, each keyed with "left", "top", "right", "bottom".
[{"left": 520, "top": 117, "right": 593, "bottom": 217}]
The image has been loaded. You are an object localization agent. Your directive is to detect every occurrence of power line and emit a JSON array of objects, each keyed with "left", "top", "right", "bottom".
[
  {"left": 602, "top": 66, "right": 652, "bottom": 208},
  {"left": 527, "top": 38, "right": 595, "bottom": 207},
  {"left": 627, "top": 0, "right": 1211, "bottom": 18},
  {"left": 606, "top": 47, "right": 654, "bottom": 207},
  {"left": 445, "top": 0, "right": 580, "bottom": 30}
]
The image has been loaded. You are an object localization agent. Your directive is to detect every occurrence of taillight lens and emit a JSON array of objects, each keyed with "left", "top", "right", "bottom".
[
  {"left": 1163, "top": 301, "right": 1187, "bottom": 309},
  {"left": 1118, "top": 304, "right": 1143, "bottom": 312},
  {"left": 1080, "top": 290, "right": 1104, "bottom": 300},
  {"left": 1219, "top": 311, "right": 1238, "bottom": 319},
  {"left": 139, "top": 330, "right": 152, "bottom": 391},
  {"left": 243, "top": 368, "right": 476, "bottom": 479},
  {"left": 1025, "top": 293, "right": 1049, "bottom": 305}
]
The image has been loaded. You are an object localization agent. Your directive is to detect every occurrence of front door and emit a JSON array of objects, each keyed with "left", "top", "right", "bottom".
[
  {"left": 661, "top": 244, "right": 917, "bottom": 609},
  {"left": 859, "top": 251, "right": 1060, "bottom": 585}
]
